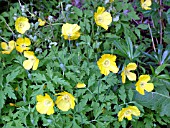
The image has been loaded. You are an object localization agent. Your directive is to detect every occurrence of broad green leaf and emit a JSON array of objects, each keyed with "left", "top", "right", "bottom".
[
  {"left": 88, "top": 74, "right": 96, "bottom": 87},
  {"left": 73, "top": 7, "right": 83, "bottom": 17},
  {"left": 166, "top": 9, "right": 170, "bottom": 24},
  {"left": 32, "top": 73, "right": 47, "bottom": 82},
  {"left": 46, "top": 82, "right": 55, "bottom": 93},
  {"left": 65, "top": 72, "right": 79, "bottom": 82},
  {"left": 133, "top": 91, "right": 170, "bottom": 117},
  {"left": 128, "top": 88, "right": 133, "bottom": 101},
  {"left": 91, "top": 102, "right": 104, "bottom": 119},
  {"left": 116, "top": 24, "right": 121, "bottom": 32},
  {"left": 53, "top": 76, "right": 71, "bottom": 89},
  {"left": 0, "top": 90, "right": 6, "bottom": 109},
  {"left": 155, "top": 64, "right": 167, "bottom": 75},
  {"left": 6, "top": 70, "right": 20, "bottom": 83},
  {"left": 4, "top": 86, "right": 17, "bottom": 99},
  {"left": 137, "top": 24, "right": 148, "bottom": 30},
  {"left": 118, "top": 85, "right": 126, "bottom": 103},
  {"left": 135, "top": 28, "right": 140, "bottom": 38}
]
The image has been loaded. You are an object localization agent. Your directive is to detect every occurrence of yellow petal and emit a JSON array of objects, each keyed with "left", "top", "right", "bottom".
[
  {"left": 70, "top": 98, "right": 75, "bottom": 109},
  {"left": 145, "top": 0, "right": 151, "bottom": 6},
  {"left": 97, "top": 7, "right": 105, "bottom": 14},
  {"left": 16, "top": 38, "right": 24, "bottom": 45},
  {"left": 57, "top": 100, "right": 70, "bottom": 111},
  {"left": 126, "top": 63, "right": 137, "bottom": 71},
  {"left": 126, "top": 115, "right": 132, "bottom": 120},
  {"left": 38, "top": 18, "right": 46, "bottom": 26},
  {"left": 101, "top": 12, "right": 112, "bottom": 25},
  {"left": 2, "top": 51, "right": 10, "bottom": 54},
  {"left": 128, "top": 106, "right": 140, "bottom": 116},
  {"left": 1, "top": 42, "right": 8, "bottom": 49},
  {"left": 136, "top": 85, "right": 145, "bottom": 95},
  {"left": 36, "top": 95, "right": 45, "bottom": 102},
  {"left": 100, "top": 24, "right": 108, "bottom": 30},
  {"left": 110, "top": 64, "right": 119, "bottom": 73},
  {"left": 127, "top": 72, "right": 136, "bottom": 81},
  {"left": 24, "top": 38, "right": 31, "bottom": 46},
  {"left": 24, "top": 51, "right": 35, "bottom": 58},
  {"left": 144, "top": 83, "right": 154, "bottom": 92},
  {"left": 71, "top": 24, "right": 81, "bottom": 34},
  {"left": 8, "top": 40, "right": 16, "bottom": 49},
  {"left": 118, "top": 108, "right": 125, "bottom": 122},
  {"left": 76, "top": 83, "right": 86, "bottom": 88},
  {"left": 33, "top": 58, "right": 39, "bottom": 70},
  {"left": 47, "top": 106, "right": 54, "bottom": 115},
  {"left": 36, "top": 102, "right": 48, "bottom": 114},
  {"left": 23, "top": 60, "right": 34, "bottom": 70},
  {"left": 121, "top": 70, "right": 126, "bottom": 83},
  {"left": 16, "top": 46, "right": 24, "bottom": 53},
  {"left": 101, "top": 67, "right": 110, "bottom": 76},
  {"left": 139, "top": 75, "right": 150, "bottom": 82}
]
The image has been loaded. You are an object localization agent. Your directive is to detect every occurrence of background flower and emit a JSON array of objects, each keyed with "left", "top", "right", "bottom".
[
  {"left": 135, "top": 75, "right": 154, "bottom": 95},
  {"left": 15, "top": 17, "right": 30, "bottom": 34},
  {"left": 55, "top": 91, "right": 75, "bottom": 111},
  {"left": 1, "top": 40, "right": 15, "bottom": 54},
  {"left": 121, "top": 63, "right": 137, "bottom": 83},
  {"left": 118, "top": 106, "right": 140, "bottom": 121},
  {"left": 36, "top": 93, "right": 54, "bottom": 115},
  {"left": 38, "top": 18, "right": 46, "bottom": 26},
  {"left": 141, "top": 0, "right": 152, "bottom": 10},
  {"left": 23, "top": 51, "right": 39, "bottom": 70},
  {"left": 97, "top": 54, "right": 119, "bottom": 76},
  {"left": 76, "top": 83, "right": 86, "bottom": 88},
  {"left": 61, "top": 23, "right": 81, "bottom": 40},
  {"left": 94, "top": 7, "right": 112, "bottom": 30},
  {"left": 16, "top": 37, "right": 31, "bottom": 53}
]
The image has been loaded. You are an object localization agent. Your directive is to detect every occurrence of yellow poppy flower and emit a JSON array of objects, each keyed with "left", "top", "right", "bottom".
[
  {"left": 1, "top": 40, "right": 15, "bottom": 54},
  {"left": 94, "top": 7, "right": 112, "bottom": 30},
  {"left": 36, "top": 93, "right": 54, "bottom": 115},
  {"left": 15, "top": 17, "right": 30, "bottom": 34},
  {"left": 135, "top": 75, "right": 154, "bottom": 95},
  {"left": 9, "top": 103, "right": 16, "bottom": 107},
  {"left": 55, "top": 91, "right": 75, "bottom": 111},
  {"left": 38, "top": 18, "right": 46, "bottom": 26},
  {"left": 118, "top": 106, "right": 140, "bottom": 122},
  {"left": 109, "top": 0, "right": 114, "bottom": 2},
  {"left": 23, "top": 51, "right": 39, "bottom": 70},
  {"left": 121, "top": 63, "right": 137, "bottom": 83},
  {"left": 61, "top": 23, "right": 81, "bottom": 40},
  {"left": 141, "top": 0, "right": 152, "bottom": 10},
  {"left": 97, "top": 54, "right": 119, "bottom": 76},
  {"left": 76, "top": 83, "right": 86, "bottom": 88},
  {"left": 16, "top": 37, "right": 31, "bottom": 53}
]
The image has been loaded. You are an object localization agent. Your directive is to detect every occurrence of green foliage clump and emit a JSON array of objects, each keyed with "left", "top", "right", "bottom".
[{"left": 0, "top": 0, "right": 170, "bottom": 127}]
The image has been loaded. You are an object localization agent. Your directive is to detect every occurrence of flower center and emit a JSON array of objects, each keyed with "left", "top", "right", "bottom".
[
  {"left": 6, "top": 46, "right": 11, "bottom": 51},
  {"left": 140, "top": 81, "right": 146, "bottom": 88},
  {"left": 44, "top": 99, "right": 52, "bottom": 106},
  {"left": 103, "top": 59, "right": 110, "bottom": 67},
  {"left": 30, "top": 57, "right": 35, "bottom": 62},
  {"left": 125, "top": 69, "right": 130, "bottom": 75},
  {"left": 21, "top": 44, "right": 26, "bottom": 48},
  {"left": 62, "top": 95, "right": 70, "bottom": 102},
  {"left": 97, "top": 15, "right": 103, "bottom": 23},
  {"left": 18, "top": 22, "right": 25, "bottom": 28},
  {"left": 125, "top": 110, "right": 131, "bottom": 116}
]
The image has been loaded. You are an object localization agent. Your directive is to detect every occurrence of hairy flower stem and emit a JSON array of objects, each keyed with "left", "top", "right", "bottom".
[
  {"left": 159, "top": 0, "right": 163, "bottom": 44},
  {"left": 148, "top": 24, "right": 156, "bottom": 52},
  {"left": 60, "top": 2, "right": 67, "bottom": 22},
  {"left": 0, "top": 36, "right": 8, "bottom": 42}
]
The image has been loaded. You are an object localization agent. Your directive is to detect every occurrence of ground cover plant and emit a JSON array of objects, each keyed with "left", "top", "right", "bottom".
[{"left": 0, "top": 0, "right": 170, "bottom": 127}]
